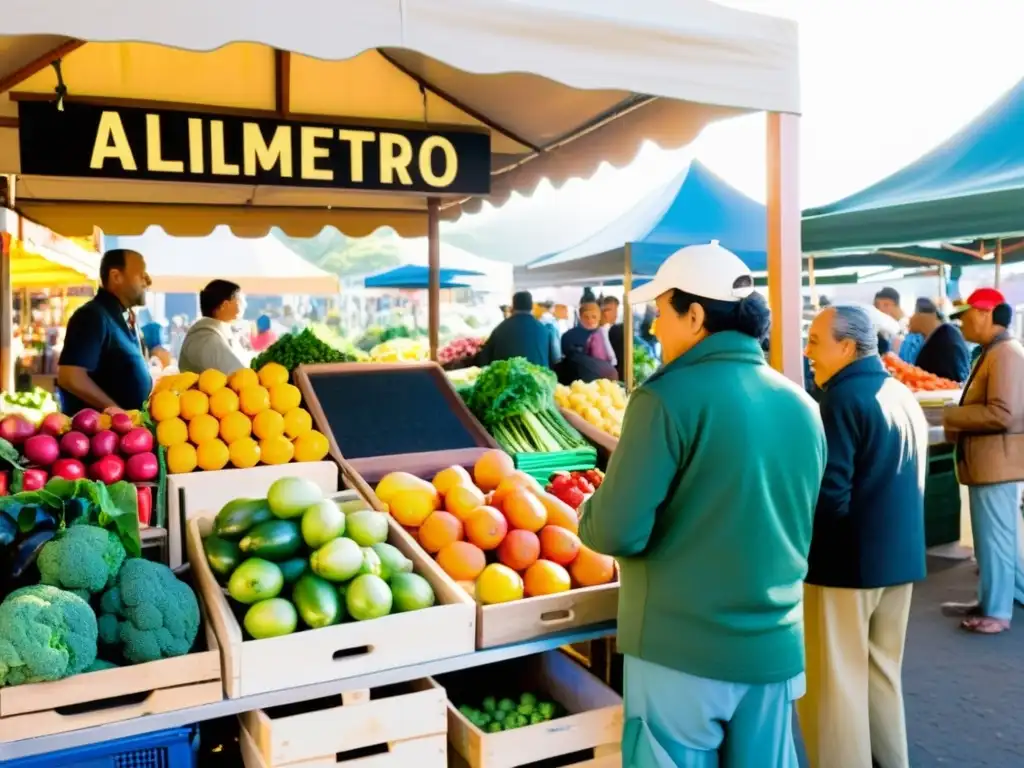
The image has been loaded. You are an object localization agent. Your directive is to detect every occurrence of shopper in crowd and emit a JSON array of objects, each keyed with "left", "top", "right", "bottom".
[
  {"left": 908, "top": 298, "right": 971, "bottom": 383},
  {"left": 536, "top": 300, "right": 563, "bottom": 365},
  {"left": 476, "top": 290, "right": 558, "bottom": 368},
  {"left": 897, "top": 297, "right": 929, "bottom": 365},
  {"left": 250, "top": 314, "right": 278, "bottom": 352},
  {"left": 801, "top": 303, "right": 928, "bottom": 768},
  {"left": 600, "top": 295, "right": 620, "bottom": 327},
  {"left": 177, "top": 280, "right": 250, "bottom": 376},
  {"left": 579, "top": 242, "right": 826, "bottom": 766},
  {"left": 874, "top": 287, "right": 906, "bottom": 355},
  {"left": 557, "top": 299, "right": 616, "bottom": 382},
  {"left": 141, "top": 321, "right": 172, "bottom": 370},
  {"left": 57, "top": 249, "right": 153, "bottom": 414},
  {"left": 943, "top": 289, "right": 1024, "bottom": 634}
]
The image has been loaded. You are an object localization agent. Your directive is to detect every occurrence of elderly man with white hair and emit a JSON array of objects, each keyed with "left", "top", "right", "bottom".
[{"left": 800, "top": 303, "right": 930, "bottom": 768}]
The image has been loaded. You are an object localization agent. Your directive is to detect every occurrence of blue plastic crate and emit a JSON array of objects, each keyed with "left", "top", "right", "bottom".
[{"left": 5, "top": 726, "right": 197, "bottom": 768}]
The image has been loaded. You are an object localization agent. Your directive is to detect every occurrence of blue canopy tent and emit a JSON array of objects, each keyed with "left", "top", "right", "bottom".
[
  {"left": 803, "top": 76, "right": 1024, "bottom": 255},
  {"left": 363, "top": 264, "right": 484, "bottom": 290},
  {"left": 514, "top": 160, "right": 766, "bottom": 289}
]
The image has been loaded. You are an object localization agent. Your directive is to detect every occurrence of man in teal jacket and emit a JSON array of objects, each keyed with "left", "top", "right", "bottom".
[{"left": 580, "top": 242, "right": 826, "bottom": 767}]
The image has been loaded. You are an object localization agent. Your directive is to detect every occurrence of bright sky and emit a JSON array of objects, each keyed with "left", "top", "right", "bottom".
[{"left": 445, "top": 0, "right": 1024, "bottom": 264}]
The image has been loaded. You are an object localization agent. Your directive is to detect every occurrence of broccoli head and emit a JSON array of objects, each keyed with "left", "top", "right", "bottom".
[
  {"left": 98, "top": 559, "right": 200, "bottom": 664},
  {"left": 38, "top": 525, "right": 126, "bottom": 596},
  {"left": 0, "top": 585, "right": 98, "bottom": 686}
]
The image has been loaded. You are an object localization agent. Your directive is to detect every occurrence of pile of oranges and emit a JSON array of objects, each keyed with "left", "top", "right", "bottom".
[
  {"left": 150, "top": 363, "right": 330, "bottom": 473},
  {"left": 374, "top": 450, "right": 616, "bottom": 605},
  {"left": 882, "top": 353, "right": 962, "bottom": 393}
]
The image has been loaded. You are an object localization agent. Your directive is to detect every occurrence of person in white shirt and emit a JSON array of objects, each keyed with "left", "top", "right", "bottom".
[{"left": 177, "top": 280, "right": 251, "bottom": 375}]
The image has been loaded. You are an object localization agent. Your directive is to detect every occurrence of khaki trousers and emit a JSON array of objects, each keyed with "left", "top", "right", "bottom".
[{"left": 797, "top": 583, "right": 913, "bottom": 768}]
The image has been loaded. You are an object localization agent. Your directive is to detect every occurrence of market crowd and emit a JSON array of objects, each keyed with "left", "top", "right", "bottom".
[{"left": 572, "top": 243, "right": 1023, "bottom": 768}]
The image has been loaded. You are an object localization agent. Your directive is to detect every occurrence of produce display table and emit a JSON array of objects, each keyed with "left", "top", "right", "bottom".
[{"left": 0, "top": 622, "right": 616, "bottom": 761}]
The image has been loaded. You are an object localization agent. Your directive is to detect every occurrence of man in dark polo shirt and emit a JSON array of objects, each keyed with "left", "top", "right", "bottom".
[{"left": 57, "top": 249, "right": 153, "bottom": 414}]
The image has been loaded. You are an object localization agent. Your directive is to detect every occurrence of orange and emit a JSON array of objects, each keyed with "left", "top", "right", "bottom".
[
  {"left": 178, "top": 389, "right": 210, "bottom": 421},
  {"left": 523, "top": 560, "right": 572, "bottom": 597},
  {"left": 252, "top": 409, "right": 285, "bottom": 440},
  {"left": 149, "top": 390, "right": 180, "bottom": 422},
  {"left": 497, "top": 529, "right": 540, "bottom": 572},
  {"left": 239, "top": 386, "right": 271, "bottom": 416},
  {"left": 445, "top": 484, "right": 485, "bottom": 522},
  {"left": 282, "top": 408, "right": 313, "bottom": 439},
  {"left": 228, "top": 368, "right": 260, "bottom": 393},
  {"left": 293, "top": 430, "right": 329, "bottom": 462},
  {"left": 503, "top": 489, "right": 547, "bottom": 532},
  {"left": 195, "top": 438, "right": 230, "bottom": 471},
  {"left": 539, "top": 525, "right": 582, "bottom": 566},
  {"left": 166, "top": 442, "right": 198, "bottom": 474},
  {"left": 569, "top": 546, "right": 616, "bottom": 587},
  {"left": 155, "top": 417, "right": 188, "bottom": 447},
  {"left": 257, "top": 362, "right": 289, "bottom": 389},
  {"left": 464, "top": 506, "right": 508, "bottom": 551},
  {"left": 493, "top": 472, "right": 545, "bottom": 508},
  {"left": 432, "top": 465, "right": 473, "bottom": 496},
  {"left": 475, "top": 563, "right": 524, "bottom": 605},
  {"left": 417, "top": 511, "right": 464, "bottom": 554},
  {"left": 219, "top": 411, "right": 252, "bottom": 444},
  {"left": 472, "top": 449, "right": 514, "bottom": 492},
  {"left": 228, "top": 437, "right": 261, "bottom": 469},
  {"left": 269, "top": 383, "right": 302, "bottom": 414},
  {"left": 188, "top": 413, "right": 220, "bottom": 444},
  {"left": 198, "top": 368, "right": 228, "bottom": 395},
  {"left": 436, "top": 541, "right": 486, "bottom": 582},
  {"left": 538, "top": 493, "right": 579, "bottom": 534},
  {"left": 259, "top": 435, "right": 294, "bottom": 465},
  {"left": 98, "top": 414, "right": 112, "bottom": 431},
  {"left": 375, "top": 472, "right": 436, "bottom": 505},
  {"left": 389, "top": 488, "right": 440, "bottom": 527},
  {"left": 209, "top": 387, "right": 240, "bottom": 419}
]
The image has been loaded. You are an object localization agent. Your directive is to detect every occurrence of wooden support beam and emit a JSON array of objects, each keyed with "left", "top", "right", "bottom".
[
  {"left": 274, "top": 50, "right": 291, "bottom": 117},
  {"left": 0, "top": 40, "right": 84, "bottom": 96}
]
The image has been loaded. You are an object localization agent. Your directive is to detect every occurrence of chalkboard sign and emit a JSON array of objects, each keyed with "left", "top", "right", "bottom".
[{"left": 293, "top": 362, "right": 498, "bottom": 487}]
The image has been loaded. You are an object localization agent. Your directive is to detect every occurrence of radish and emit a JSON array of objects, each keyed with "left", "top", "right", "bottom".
[
  {"left": 59, "top": 431, "right": 91, "bottom": 459},
  {"left": 119, "top": 427, "right": 154, "bottom": 455},
  {"left": 90, "top": 455, "right": 125, "bottom": 484},
  {"left": 51, "top": 458, "right": 87, "bottom": 480},
  {"left": 38, "top": 413, "right": 71, "bottom": 438},
  {"left": 90, "top": 430, "right": 119, "bottom": 459},
  {"left": 125, "top": 452, "right": 159, "bottom": 482},
  {"left": 0, "top": 415, "right": 36, "bottom": 445},
  {"left": 21, "top": 468, "right": 48, "bottom": 491},
  {"left": 136, "top": 485, "right": 153, "bottom": 526},
  {"left": 22, "top": 434, "right": 60, "bottom": 467},
  {"left": 71, "top": 409, "right": 101, "bottom": 436},
  {"left": 110, "top": 412, "right": 134, "bottom": 435}
]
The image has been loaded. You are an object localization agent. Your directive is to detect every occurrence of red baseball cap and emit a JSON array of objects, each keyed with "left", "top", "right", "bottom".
[{"left": 950, "top": 287, "right": 1005, "bottom": 318}]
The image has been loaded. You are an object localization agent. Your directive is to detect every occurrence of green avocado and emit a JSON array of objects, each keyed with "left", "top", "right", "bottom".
[
  {"left": 214, "top": 498, "right": 274, "bottom": 540},
  {"left": 292, "top": 573, "right": 343, "bottom": 628},
  {"left": 203, "top": 534, "right": 242, "bottom": 580},
  {"left": 239, "top": 519, "right": 303, "bottom": 561}
]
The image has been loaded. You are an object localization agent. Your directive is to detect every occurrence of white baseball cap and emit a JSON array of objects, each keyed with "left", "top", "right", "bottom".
[{"left": 628, "top": 241, "right": 754, "bottom": 305}]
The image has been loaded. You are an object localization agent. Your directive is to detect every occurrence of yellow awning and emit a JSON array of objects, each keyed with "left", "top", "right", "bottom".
[{"left": 1, "top": 209, "right": 99, "bottom": 288}]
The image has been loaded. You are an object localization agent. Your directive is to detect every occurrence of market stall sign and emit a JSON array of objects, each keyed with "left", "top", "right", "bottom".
[{"left": 17, "top": 101, "right": 491, "bottom": 196}]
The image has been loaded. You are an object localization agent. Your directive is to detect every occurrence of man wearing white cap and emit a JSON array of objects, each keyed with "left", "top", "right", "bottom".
[{"left": 580, "top": 242, "right": 826, "bottom": 767}]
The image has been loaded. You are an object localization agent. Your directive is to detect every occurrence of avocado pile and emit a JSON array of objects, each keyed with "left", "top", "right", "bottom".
[
  {"left": 458, "top": 692, "right": 566, "bottom": 733},
  {"left": 202, "top": 477, "right": 437, "bottom": 639}
]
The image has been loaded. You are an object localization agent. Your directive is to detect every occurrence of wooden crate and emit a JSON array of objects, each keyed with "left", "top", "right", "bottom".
[
  {"left": 438, "top": 651, "right": 622, "bottom": 768},
  {"left": 560, "top": 408, "right": 618, "bottom": 460},
  {"left": 387, "top": 523, "right": 618, "bottom": 649},
  {"left": 186, "top": 490, "right": 476, "bottom": 699},
  {"left": 238, "top": 679, "right": 447, "bottom": 767},
  {"left": 166, "top": 461, "right": 339, "bottom": 567},
  {"left": 0, "top": 604, "right": 221, "bottom": 741},
  {"left": 292, "top": 362, "right": 499, "bottom": 489}
]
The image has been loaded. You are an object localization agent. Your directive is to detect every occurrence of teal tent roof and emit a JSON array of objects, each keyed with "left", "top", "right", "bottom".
[{"left": 803, "top": 77, "right": 1024, "bottom": 252}]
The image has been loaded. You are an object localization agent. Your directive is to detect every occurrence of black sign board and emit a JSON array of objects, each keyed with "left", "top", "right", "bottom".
[{"left": 18, "top": 101, "right": 491, "bottom": 196}]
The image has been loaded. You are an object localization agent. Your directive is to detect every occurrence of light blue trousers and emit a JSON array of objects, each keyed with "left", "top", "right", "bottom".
[
  {"left": 969, "top": 481, "right": 1024, "bottom": 620},
  {"left": 622, "top": 655, "right": 804, "bottom": 768}
]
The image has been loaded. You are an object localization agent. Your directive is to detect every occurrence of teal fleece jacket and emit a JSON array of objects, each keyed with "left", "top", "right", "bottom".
[{"left": 579, "top": 331, "right": 826, "bottom": 684}]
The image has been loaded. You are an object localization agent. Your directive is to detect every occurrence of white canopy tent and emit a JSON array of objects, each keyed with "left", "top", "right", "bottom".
[
  {"left": 0, "top": 0, "right": 804, "bottom": 388},
  {"left": 107, "top": 227, "right": 339, "bottom": 295}
]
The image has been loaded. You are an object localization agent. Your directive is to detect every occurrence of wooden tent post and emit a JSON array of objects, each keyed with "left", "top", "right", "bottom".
[
  {"left": 0, "top": 232, "right": 12, "bottom": 393},
  {"left": 807, "top": 256, "right": 818, "bottom": 310},
  {"left": 427, "top": 199, "right": 440, "bottom": 362},
  {"left": 995, "top": 238, "right": 1003, "bottom": 288},
  {"left": 623, "top": 243, "right": 634, "bottom": 391},
  {"left": 766, "top": 112, "right": 803, "bottom": 385}
]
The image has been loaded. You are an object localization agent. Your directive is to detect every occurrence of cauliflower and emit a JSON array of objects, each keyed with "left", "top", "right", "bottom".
[
  {"left": 98, "top": 559, "right": 200, "bottom": 664},
  {"left": 38, "top": 525, "right": 126, "bottom": 596},
  {"left": 0, "top": 585, "right": 98, "bottom": 686}
]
